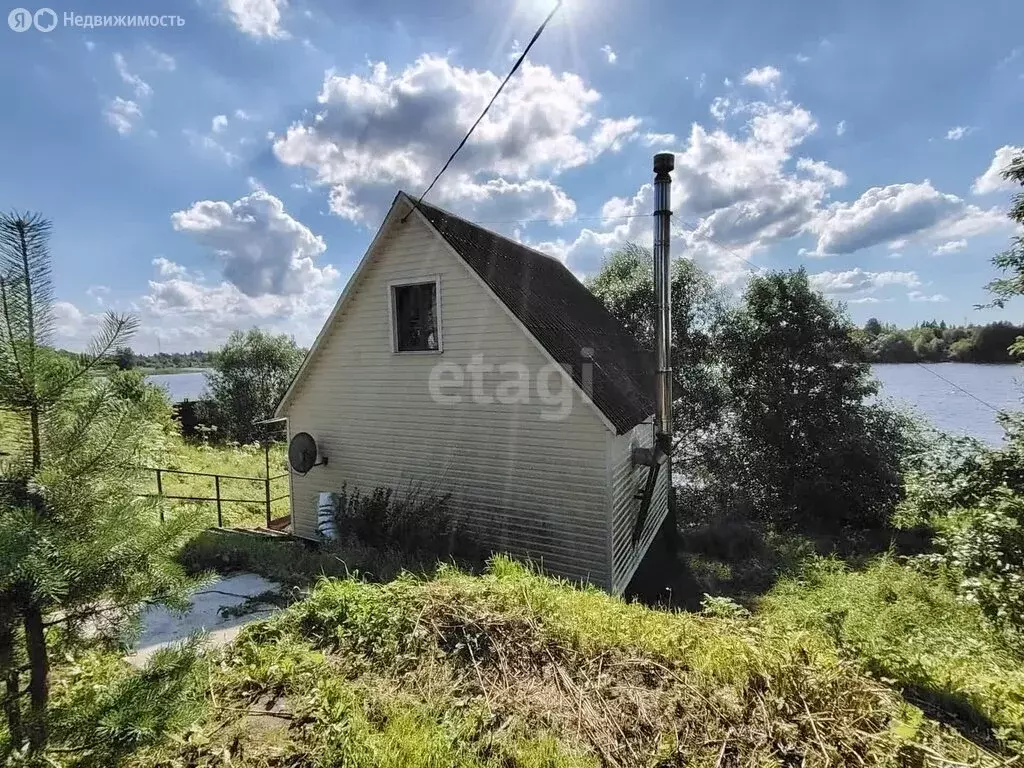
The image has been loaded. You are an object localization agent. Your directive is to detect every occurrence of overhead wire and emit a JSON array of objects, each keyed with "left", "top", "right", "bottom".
[
  {"left": 911, "top": 361, "right": 1003, "bottom": 414},
  {"left": 401, "top": 0, "right": 564, "bottom": 222}
]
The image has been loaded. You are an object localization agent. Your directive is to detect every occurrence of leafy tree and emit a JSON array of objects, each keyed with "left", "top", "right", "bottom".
[
  {"left": 948, "top": 337, "right": 975, "bottom": 362},
  {"left": 205, "top": 328, "right": 304, "bottom": 443},
  {"left": 870, "top": 332, "right": 918, "bottom": 363},
  {"left": 717, "top": 269, "right": 911, "bottom": 530},
  {"left": 590, "top": 253, "right": 910, "bottom": 533},
  {"left": 113, "top": 345, "right": 135, "bottom": 370},
  {"left": 0, "top": 212, "right": 202, "bottom": 759},
  {"left": 864, "top": 317, "right": 882, "bottom": 336},
  {"left": 984, "top": 149, "right": 1024, "bottom": 312},
  {"left": 587, "top": 245, "right": 729, "bottom": 470},
  {"left": 970, "top": 321, "right": 1024, "bottom": 363}
]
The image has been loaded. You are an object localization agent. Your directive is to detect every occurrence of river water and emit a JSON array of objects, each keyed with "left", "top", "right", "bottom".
[
  {"left": 871, "top": 363, "right": 1021, "bottom": 445},
  {"left": 146, "top": 371, "right": 210, "bottom": 402},
  {"left": 145, "top": 364, "right": 1024, "bottom": 447}
]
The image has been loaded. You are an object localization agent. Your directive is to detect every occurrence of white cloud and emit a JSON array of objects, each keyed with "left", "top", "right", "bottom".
[
  {"left": 113, "top": 52, "right": 151, "bottom": 98},
  {"left": 147, "top": 45, "right": 176, "bottom": 71},
  {"left": 234, "top": 108, "right": 252, "bottom": 120},
  {"left": 945, "top": 125, "right": 972, "bottom": 141},
  {"left": 796, "top": 157, "right": 847, "bottom": 187},
  {"left": 86, "top": 285, "right": 110, "bottom": 306},
  {"left": 53, "top": 301, "right": 86, "bottom": 334},
  {"left": 643, "top": 132, "right": 677, "bottom": 147},
  {"left": 183, "top": 129, "right": 238, "bottom": 165},
  {"left": 972, "top": 145, "right": 1022, "bottom": 194},
  {"left": 808, "top": 268, "right": 921, "bottom": 296},
  {"left": 908, "top": 291, "right": 949, "bottom": 303},
  {"left": 432, "top": 177, "right": 577, "bottom": 224},
  {"left": 539, "top": 94, "right": 831, "bottom": 277},
  {"left": 153, "top": 256, "right": 188, "bottom": 278},
  {"left": 211, "top": 114, "right": 229, "bottom": 133},
  {"left": 223, "top": 0, "right": 288, "bottom": 38},
  {"left": 709, "top": 97, "right": 731, "bottom": 121},
  {"left": 273, "top": 56, "right": 639, "bottom": 223},
  {"left": 589, "top": 117, "right": 642, "bottom": 154},
  {"left": 600, "top": 44, "right": 617, "bottom": 64},
  {"left": 741, "top": 65, "right": 781, "bottom": 89},
  {"left": 932, "top": 239, "right": 967, "bottom": 255},
  {"left": 170, "top": 190, "right": 336, "bottom": 297},
  {"left": 999, "top": 47, "right": 1022, "bottom": 68},
  {"left": 795, "top": 53, "right": 811, "bottom": 64},
  {"left": 836, "top": 120, "right": 846, "bottom": 136},
  {"left": 810, "top": 181, "right": 1008, "bottom": 255},
  {"left": 104, "top": 97, "right": 142, "bottom": 135}
]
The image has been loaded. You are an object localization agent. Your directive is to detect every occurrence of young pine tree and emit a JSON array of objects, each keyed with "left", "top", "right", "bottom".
[{"left": 0, "top": 212, "right": 203, "bottom": 760}]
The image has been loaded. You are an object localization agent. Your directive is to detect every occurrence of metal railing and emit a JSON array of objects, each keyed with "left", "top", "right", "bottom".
[{"left": 144, "top": 466, "right": 290, "bottom": 528}]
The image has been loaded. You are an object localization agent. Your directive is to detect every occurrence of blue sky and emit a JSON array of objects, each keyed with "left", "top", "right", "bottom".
[{"left": 1, "top": 0, "right": 1022, "bottom": 352}]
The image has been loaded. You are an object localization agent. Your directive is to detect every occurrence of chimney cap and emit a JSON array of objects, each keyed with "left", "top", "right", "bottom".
[{"left": 653, "top": 152, "right": 675, "bottom": 174}]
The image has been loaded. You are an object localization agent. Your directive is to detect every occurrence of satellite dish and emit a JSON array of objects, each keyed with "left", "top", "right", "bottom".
[{"left": 288, "top": 432, "right": 326, "bottom": 474}]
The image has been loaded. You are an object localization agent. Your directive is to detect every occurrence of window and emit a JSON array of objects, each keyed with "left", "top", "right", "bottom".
[{"left": 391, "top": 280, "right": 440, "bottom": 352}]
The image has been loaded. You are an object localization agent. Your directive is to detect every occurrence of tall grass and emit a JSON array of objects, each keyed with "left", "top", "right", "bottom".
[
  {"left": 760, "top": 556, "right": 1024, "bottom": 750},
  {"left": 136, "top": 557, "right": 1009, "bottom": 767},
  {"left": 144, "top": 435, "right": 288, "bottom": 528}
]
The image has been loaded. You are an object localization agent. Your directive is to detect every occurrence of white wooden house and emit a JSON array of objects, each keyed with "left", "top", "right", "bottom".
[{"left": 275, "top": 192, "right": 668, "bottom": 594}]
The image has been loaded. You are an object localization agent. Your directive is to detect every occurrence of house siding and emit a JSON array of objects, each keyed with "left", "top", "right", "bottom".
[
  {"left": 607, "top": 421, "right": 670, "bottom": 594},
  {"left": 284, "top": 212, "right": 615, "bottom": 587}
]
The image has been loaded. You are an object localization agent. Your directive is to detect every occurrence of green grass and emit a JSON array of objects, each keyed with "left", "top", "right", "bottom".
[
  {"left": 143, "top": 436, "right": 289, "bottom": 528},
  {"left": 132, "top": 556, "right": 1010, "bottom": 767},
  {"left": 760, "top": 557, "right": 1024, "bottom": 751},
  {"left": 2, "top": 403, "right": 288, "bottom": 528}
]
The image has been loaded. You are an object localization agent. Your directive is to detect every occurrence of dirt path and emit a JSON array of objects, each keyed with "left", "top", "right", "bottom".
[{"left": 130, "top": 573, "right": 285, "bottom": 666}]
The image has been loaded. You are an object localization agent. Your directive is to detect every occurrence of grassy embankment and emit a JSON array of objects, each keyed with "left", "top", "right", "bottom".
[{"left": 94, "top": 550, "right": 1020, "bottom": 767}]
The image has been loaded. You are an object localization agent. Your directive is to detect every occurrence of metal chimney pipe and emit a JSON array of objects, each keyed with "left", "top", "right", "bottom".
[{"left": 652, "top": 152, "right": 674, "bottom": 454}]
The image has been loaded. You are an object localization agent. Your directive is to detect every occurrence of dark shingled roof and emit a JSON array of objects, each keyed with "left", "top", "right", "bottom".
[{"left": 410, "top": 195, "right": 653, "bottom": 434}]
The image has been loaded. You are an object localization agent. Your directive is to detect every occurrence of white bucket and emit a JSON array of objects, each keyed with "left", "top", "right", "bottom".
[{"left": 317, "top": 492, "right": 338, "bottom": 540}]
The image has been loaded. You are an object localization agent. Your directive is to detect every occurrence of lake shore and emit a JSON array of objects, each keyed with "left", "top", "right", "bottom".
[{"left": 135, "top": 366, "right": 211, "bottom": 376}]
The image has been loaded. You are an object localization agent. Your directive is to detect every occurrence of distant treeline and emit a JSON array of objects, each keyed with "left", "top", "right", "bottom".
[
  {"left": 853, "top": 319, "right": 1024, "bottom": 363},
  {"left": 126, "top": 349, "right": 215, "bottom": 370},
  {"left": 55, "top": 346, "right": 215, "bottom": 371}
]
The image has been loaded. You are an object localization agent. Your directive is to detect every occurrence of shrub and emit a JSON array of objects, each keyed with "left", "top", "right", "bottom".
[
  {"left": 898, "top": 416, "right": 1024, "bottom": 642},
  {"left": 924, "top": 490, "right": 1024, "bottom": 642},
  {"left": 333, "top": 483, "right": 474, "bottom": 560},
  {"left": 178, "top": 529, "right": 424, "bottom": 586}
]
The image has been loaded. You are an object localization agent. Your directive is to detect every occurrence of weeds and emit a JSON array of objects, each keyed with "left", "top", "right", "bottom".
[
  {"left": 760, "top": 556, "right": 1024, "bottom": 751},
  {"left": 333, "top": 482, "right": 477, "bottom": 560},
  {"left": 178, "top": 529, "right": 435, "bottom": 587},
  {"left": 145, "top": 436, "right": 288, "bottom": 528},
  {"left": 139, "top": 557, "right": 1009, "bottom": 767}
]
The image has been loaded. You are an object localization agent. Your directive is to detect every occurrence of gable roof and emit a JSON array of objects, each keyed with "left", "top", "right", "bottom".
[
  {"left": 277, "top": 193, "right": 654, "bottom": 434},
  {"left": 409, "top": 196, "right": 653, "bottom": 434}
]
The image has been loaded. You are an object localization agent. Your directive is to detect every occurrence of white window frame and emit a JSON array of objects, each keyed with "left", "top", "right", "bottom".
[{"left": 387, "top": 275, "right": 443, "bottom": 354}]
